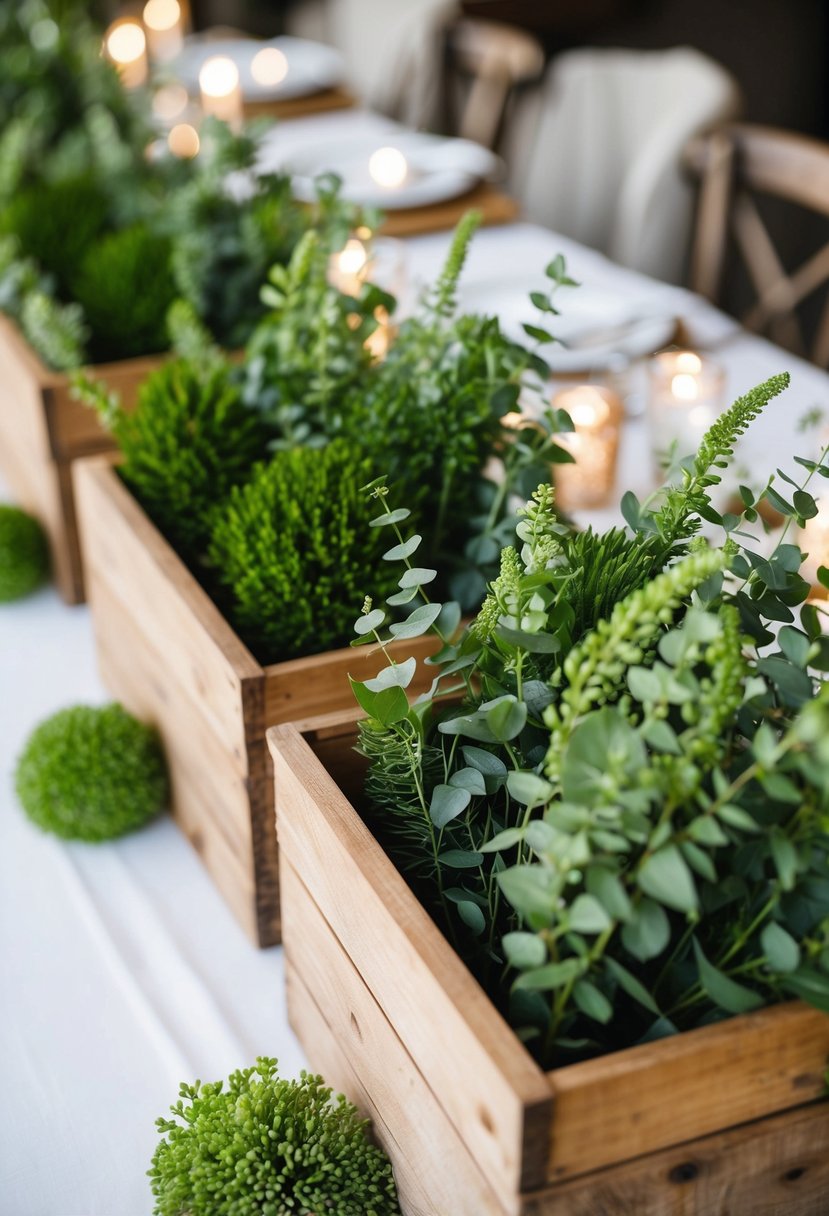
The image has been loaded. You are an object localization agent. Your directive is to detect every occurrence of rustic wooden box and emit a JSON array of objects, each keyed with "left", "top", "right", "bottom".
[
  {"left": 0, "top": 316, "right": 166, "bottom": 603},
  {"left": 74, "top": 454, "right": 437, "bottom": 946},
  {"left": 268, "top": 717, "right": 829, "bottom": 1216}
]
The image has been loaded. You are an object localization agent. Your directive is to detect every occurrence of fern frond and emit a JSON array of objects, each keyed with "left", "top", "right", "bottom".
[
  {"left": 426, "top": 210, "right": 482, "bottom": 319},
  {"left": 20, "top": 291, "right": 87, "bottom": 371}
]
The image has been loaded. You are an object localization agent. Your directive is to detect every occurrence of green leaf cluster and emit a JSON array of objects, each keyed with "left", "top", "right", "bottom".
[
  {"left": 209, "top": 441, "right": 400, "bottom": 662},
  {"left": 353, "top": 377, "right": 829, "bottom": 1067},
  {"left": 0, "top": 504, "right": 49, "bottom": 601},
  {"left": 149, "top": 1057, "right": 400, "bottom": 1216},
  {"left": 15, "top": 703, "right": 167, "bottom": 841}
]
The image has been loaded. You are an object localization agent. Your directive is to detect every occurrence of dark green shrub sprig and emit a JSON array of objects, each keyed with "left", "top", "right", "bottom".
[
  {"left": 149, "top": 1057, "right": 401, "bottom": 1216},
  {"left": 72, "top": 225, "right": 177, "bottom": 362},
  {"left": 0, "top": 504, "right": 49, "bottom": 601},
  {"left": 16, "top": 703, "right": 167, "bottom": 841},
  {"left": 209, "top": 441, "right": 399, "bottom": 662},
  {"left": 76, "top": 359, "right": 267, "bottom": 562},
  {"left": 351, "top": 375, "right": 829, "bottom": 1067}
]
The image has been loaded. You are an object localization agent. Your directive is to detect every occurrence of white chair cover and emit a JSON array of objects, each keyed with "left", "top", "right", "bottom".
[{"left": 509, "top": 46, "right": 740, "bottom": 283}]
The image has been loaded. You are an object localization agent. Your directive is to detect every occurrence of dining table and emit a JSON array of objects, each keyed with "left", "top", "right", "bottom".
[{"left": 3, "top": 106, "right": 829, "bottom": 1216}]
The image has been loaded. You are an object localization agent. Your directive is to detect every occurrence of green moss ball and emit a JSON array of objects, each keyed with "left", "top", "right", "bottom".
[
  {"left": 15, "top": 704, "right": 168, "bottom": 841},
  {"left": 149, "top": 1058, "right": 401, "bottom": 1216},
  {"left": 0, "top": 504, "right": 49, "bottom": 601}
]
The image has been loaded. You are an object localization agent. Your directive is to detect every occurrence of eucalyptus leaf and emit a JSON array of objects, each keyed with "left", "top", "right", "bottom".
[
  {"left": 383, "top": 534, "right": 422, "bottom": 561},
  {"left": 573, "top": 979, "right": 613, "bottom": 1024},
  {"left": 638, "top": 846, "right": 698, "bottom": 913},
  {"left": 761, "top": 921, "right": 800, "bottom": 972},
  {"left": 389, "top": 602, "right": 442, "bottom": 640},
  {"left": 430, "top": 784, "right": 471, "bottom": 829},
  {"left": 362, "top": 657, "right": 417, "bottom": 692},
  {"left": 621, "top": 899, "right": 670, "bottom": 962},
  {"left": 503, "top": 931, "right": 547, "bottom": 970}
]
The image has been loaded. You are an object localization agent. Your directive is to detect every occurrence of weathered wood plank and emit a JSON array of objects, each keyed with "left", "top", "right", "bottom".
[
  {"left": 546, "top": 1000, "right": 829, "bottom": 1181},
  {"left": 76, "top": 456, "right": 259, "bottom": 766},
  {"left": 522, "top": 1103, "right": 829, "bottom": 1216},
  {"left": 269, "top": 724, "right": 554, "bottom": 1208},
  {"left": 282, "top": 860, "right": 512, "bottom": 1216}
]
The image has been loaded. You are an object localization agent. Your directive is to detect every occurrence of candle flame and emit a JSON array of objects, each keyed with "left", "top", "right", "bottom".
[
  {"left": 143, "top": 0, "right": 181, "bottom": 31},
  {"left": 199, "top": 55, "right": 240, "bottom": 98},
  {"left": 671, "top": 373, "right": 700, "bottom": 402},
  {"left": 675, "top": 351, "right": 702, "bottom": 375},
  {"left": 105, "top": 20, "right": 146, "bottom": 64}
]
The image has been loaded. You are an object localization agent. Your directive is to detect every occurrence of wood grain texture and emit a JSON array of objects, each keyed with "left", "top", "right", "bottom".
[
  {"left": 546, "top": 1000, "right": 829, "bottom": 1181},
  {"left": 0, "top": 316, "right": 165, "bottom": 602},
  {"left": 522, "top": 1104, "right": 829, "bottom": 1216},
  {"left": 76, "top": 456, "right": 441, "bottom": 945},
  {"left": 243, "top": 86, "right": 355, "bottom": 121},
  {"left": 380, "top": 183, "right": 519, "bottom": 237},
  {"left": 270, "top": 723, "right": 829, "bottom": 1213},
  {"left": 269, "top": 723, "right": 554, "bottom": 1208},
  {"left": 282, "top": 862, "right": 510, "bottom": 1216}
]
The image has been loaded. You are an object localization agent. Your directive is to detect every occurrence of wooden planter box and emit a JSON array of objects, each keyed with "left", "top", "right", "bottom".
[
  {"left": 74, "top": 454, "right": 438, "bottom": 946},
  {"left": 0, "top": 316, "right": 167, "bottom": 604},
  {"left": 268, "top": 717, "right": 829, "bottom": 1216}
]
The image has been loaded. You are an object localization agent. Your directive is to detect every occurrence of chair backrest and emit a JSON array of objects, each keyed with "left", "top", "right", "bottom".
[
  {"left": 686, "top": 123, "right": 829, "bottom": 367},
  {"left": 440, "top": 17, "right": 545, "bottom": 150},
  {"left": 510, "top": 46, "right": 740, "bottom": 283}
]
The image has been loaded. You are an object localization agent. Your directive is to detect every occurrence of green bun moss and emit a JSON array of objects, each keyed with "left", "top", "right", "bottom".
[
  {"left": 0, "top": 504, "right": 49, "bottom": 601},
  {"left": 149, "top": 1057, "right": 401, "bottom": 1216},
  {"left": 15, "top": 703, "right": 167, "bottom": 841}
]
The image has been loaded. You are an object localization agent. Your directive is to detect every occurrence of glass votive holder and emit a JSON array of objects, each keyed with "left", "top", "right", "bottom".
[
  {"left": 552, "top": 385, "right": 624, "bottom": 510},
  {"left": 648, "top": 350, "right": 726, "bottom": 472}
]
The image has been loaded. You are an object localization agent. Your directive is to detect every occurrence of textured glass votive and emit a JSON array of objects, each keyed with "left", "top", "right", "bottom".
[
  {"left": 552, "top": 385, "right": 624, "bottom": 510},
  {"left": 648, "top": 350, "right": 726, "bottom": 469}
]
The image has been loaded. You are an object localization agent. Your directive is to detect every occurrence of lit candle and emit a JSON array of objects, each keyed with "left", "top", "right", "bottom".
[
  {"left": 329, "top": 238, "right": 369, "bottom": 297},
  {"left": 250, "top": 46, "right": 288, "bottom": 88},
  {"left": 368, "top": 146, "right": 409, "bottom": 190},
  {"left": 552, "top": 385, "right": 624, "bottom": 510},
  {"left": 199, "top": 56, "right": 243, "bottom": 130},
  {"left": 648, "top": 350, "right": 726, "bottom": 468},
  {"left": 799, "top": 496, "right": 829, "bottom": 598},
  {"left": 364, "top": 306, "right": 396, "bottom": 361},
  {"left": 167, "top": 122, "right": 200, "bottom": 159},
  {"left": 143, "top": 0, "right": 184, "bottom": 63},
  {"left": 104, "top": 19, "right": 148, "bottom": 89}
]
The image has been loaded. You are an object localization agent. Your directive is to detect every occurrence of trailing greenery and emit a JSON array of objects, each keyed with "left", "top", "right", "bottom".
[
  {"left": 351, "top": 373, "right": 829, "bottom": 1067},
  {"left": 0, "top": 504, "right": 49, "bottom": 601},
  {"left": 149, "top": 1057, "right": 401, "bottom": 1216},
  {"left": 15, "top": 703, "right": 167, "bottom": 841},
  {"left": 76, "top": 359, "right": 266, "bottom": 561},
  {"left": 71, "top": 225, "right": 176, "bottom": 362},
  {"left": 209, "top": 441, "right": 400, "bottom": 662}
]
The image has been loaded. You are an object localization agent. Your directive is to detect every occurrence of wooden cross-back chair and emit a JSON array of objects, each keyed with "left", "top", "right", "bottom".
[
  {"left": 686, "top": 123, "right": 829, "bottom": 367},
  {"left": 439, "top": 16, "right": 545, "bottom": 151}
]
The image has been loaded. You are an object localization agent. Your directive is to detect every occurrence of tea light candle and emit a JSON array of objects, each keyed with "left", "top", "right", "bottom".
[
  {"left": 368, "top": 146, "right": 409, "bottom": 190},
  {"left": 329, "top": 238, "right": 369, "bottom": 297},
  {"left": 143, "top": 0, "right": 184, "bottom": 64},
  {"left": 648, "top": 350, "right": 726, "bottom": 465},
  {"left": 199, "top": 56, "right": 243, "bottom": 129},
  {"left": 552, "top": 385, "right": 623, "bottom": 510},
  {"left": 104, "top": 19, "right": 148, "bottom": 89},
  {"left": 799, "top": 496, "right": 829, "bottom": 598},
  {"left": 365, "top": 306, "right": 396, "bottom": 361}
]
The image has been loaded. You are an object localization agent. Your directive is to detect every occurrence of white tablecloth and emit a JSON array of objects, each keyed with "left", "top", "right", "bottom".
[{"left": 3, "top": 113, "right": 829, "bottom": 1216}]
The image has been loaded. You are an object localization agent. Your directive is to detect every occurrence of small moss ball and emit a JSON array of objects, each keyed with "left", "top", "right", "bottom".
[
  {"left": 0, "top": 505, "right": 49, "bottom": 601},
  {"left": 15, "top": 703, "right": 168, "bottom": 841}
]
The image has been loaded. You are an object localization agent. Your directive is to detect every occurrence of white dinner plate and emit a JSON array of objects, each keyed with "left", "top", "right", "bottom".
[
  {"left": 171, "top": 35, "right": 344, "bottom": 101},
  {"left": 267, "top": 131, "right": 503, "bottom": 210},
  {"left": 457, "top": 278, "right": 677, "bottom": 371}
]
